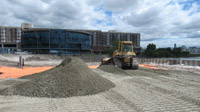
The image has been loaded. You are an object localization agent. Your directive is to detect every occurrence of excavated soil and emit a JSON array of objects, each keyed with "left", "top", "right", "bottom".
[
  {"left": 0, "top": 57, "right": 115, "bottom": 98},
  {"left": 98, "top": 65, "right": 129, "bottom": 75}
]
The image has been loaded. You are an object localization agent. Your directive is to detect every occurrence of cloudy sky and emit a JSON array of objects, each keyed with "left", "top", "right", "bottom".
[{"left": 0, "top": 0, "right": 200, "bottom": 48}]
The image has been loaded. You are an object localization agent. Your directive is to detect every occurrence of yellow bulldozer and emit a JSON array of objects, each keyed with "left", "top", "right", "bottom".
[{"left": 101, "top": 41, "right": 139, "bottom": 69}]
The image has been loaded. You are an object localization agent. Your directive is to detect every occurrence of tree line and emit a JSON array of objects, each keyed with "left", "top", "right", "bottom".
[
  {"left": 142, "top": 43, "right": 191, "bottom": 58},
  {"left": 103, "top": 41, "right": 199, "bottom": 58}
]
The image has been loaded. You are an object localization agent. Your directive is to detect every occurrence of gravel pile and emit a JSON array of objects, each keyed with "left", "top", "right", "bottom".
[
  {"left": 0, "top": 57, "right": 115, "bottom": 98},
  {"left": 98, "top": 65, "right": 129, "bottom": 75}
]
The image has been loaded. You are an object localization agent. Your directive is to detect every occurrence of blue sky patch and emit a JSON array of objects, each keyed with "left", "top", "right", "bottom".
[
  {"left": 106, "top": 21, "right": 113, "bottom": 26},
  {"left": 95, "top": 20, "right": 103, "bottom": 24},
  {"left": 167, "top": 0, "right": 175, "bottom": 6},
  {"left": 178, "top": 0, "right": 199, "bottom": 11},
  {"left": 105, "top": 10, "right": 112, "bottom": 16},
  {"left": 95, "top": 19, "right": 113, "bottom": 26}
]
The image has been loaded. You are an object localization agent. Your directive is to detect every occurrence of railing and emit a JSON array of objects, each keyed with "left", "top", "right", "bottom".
[
  {"left": 138, "top": 58, "right": 200, "bottom": 66},
  {"left": 0, "top": 48, "right": 14, "bottom": 54}
]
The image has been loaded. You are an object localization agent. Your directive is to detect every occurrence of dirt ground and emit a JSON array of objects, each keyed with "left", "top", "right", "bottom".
[
  {"left": 0, "top": 54, "right": 103, "bottom": 67},
  {"left": 0, "top": 54, "right": 200, "bottom": 111}
]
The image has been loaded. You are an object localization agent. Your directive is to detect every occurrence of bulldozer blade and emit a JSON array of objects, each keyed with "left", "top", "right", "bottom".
[
  {"left": 100, "top": 58, "right": 114, "bottom": 66},
  {"left": 113, "top": 57, "right": 122, "bottom": 68}
]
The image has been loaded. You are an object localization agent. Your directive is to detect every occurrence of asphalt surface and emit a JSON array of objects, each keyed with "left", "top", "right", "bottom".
[{"left": 0, "top": 68, "right": 200, "bottom": 112}]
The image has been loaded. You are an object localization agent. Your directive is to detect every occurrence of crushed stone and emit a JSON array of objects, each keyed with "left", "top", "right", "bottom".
[
  {"left": 0, "top": 57, "right": 115, "bottom": 98},
  {"left": 98, "top": 65, "right": 129, "bottom": 75}
]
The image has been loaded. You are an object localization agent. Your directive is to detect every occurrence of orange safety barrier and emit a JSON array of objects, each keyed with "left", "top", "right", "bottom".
[
  {"left": 139, "top": 64, "right": 168, "bottom": 70},
  {"left": 88, "top": 65, "right": 99, "bottom": 69},
  {"left": 0, "top": 64, "right": 166, "bottom": 79},
  {"left": 0, "top": 65, "right": 99, "bottom": 79},
  {"left": 0, "top": 66, "right": 54, "bottom": 79}
]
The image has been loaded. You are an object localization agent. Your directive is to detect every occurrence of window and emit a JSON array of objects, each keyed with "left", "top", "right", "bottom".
[{"left": 122, "top": 44, "right": 132, "bottom": 52}]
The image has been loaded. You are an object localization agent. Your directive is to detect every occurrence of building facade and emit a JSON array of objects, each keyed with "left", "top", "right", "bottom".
[
  {"left": 188, "top": 47, "right": 200, "bottom": 54},
  {"left": 21, "top": 28, "right": 91, "bottom": 54},
  {"left": 0, "top": 26, "right": 21, "bottom": 53},
  {"left": 21, "top": 23, "right": 33, "bottom": 30},
  {"left": 181, "top": 45, "right": 187, "bottom": 52},
  {"left": 0, "top": 23, "right": 141, "bottom": 54},
  {"left": 79, "top": 30, "right": 141, "bottom": 53}
]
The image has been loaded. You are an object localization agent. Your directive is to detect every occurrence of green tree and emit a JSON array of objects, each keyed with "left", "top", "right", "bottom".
[
  {"left": 156, "top": 48, "right": 172, "bottom": 57},
  {"left": 143, "top": 44, "right": 191, "bottom": 58},
  {"left": 104, "top": 39, "right": 119, "bottom": 56},
  {"left": 144, "top": 43, "right": 156, "bottom": 57},
  {"left": 172, "top": 47, "right": 182, "bottom": 57}
]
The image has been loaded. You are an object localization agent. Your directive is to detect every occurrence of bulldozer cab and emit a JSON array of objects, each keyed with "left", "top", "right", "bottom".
[
  {"left": 115, "top": 41, "right": 136, "bottom": 56},
  {"left": 118, "top": 41, "right": 133, "bottom": 52}
]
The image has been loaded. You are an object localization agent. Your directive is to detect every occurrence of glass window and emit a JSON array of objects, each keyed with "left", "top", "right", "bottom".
[{"left": 122, "top": 44, "right": 132, "bottom": 52}]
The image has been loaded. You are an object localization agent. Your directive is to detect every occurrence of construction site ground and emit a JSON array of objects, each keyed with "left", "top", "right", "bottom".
[{"left": 0, "top": 54, "right": 200, "bottom": 112}]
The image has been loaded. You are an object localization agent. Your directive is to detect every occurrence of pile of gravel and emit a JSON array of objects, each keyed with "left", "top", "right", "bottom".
[
  {"left": 98, "top": 65, "right": 129, "bottom": 75},
  {"left": 0, "top": 57, "right": 115, "bottom": 98}
]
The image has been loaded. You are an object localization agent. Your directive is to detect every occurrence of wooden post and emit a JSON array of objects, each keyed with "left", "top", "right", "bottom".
[
  {"left": 19, "top": 56, "right": 22, "bottom": 68},
  {"left": 22, "top": 58, "right": 24, "bottom": 67}
]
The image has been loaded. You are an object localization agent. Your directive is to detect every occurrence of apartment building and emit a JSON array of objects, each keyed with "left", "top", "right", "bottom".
[
  {"left": 0, "top": 26, "right": 21, "bottom": 53},
  {"left": 79, "top": 30, "right": 141, "bottom": 53}
]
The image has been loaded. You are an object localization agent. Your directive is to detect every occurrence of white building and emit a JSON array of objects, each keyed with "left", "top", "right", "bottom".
[
  {"left": 188, "top": 47, "right": 200, "bottom": 54},
  {"left": 181, "top": 45, "right": 187, "bottom": 52}
]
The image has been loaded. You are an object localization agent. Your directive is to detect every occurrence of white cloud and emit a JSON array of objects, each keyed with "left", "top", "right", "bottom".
[{"left": 0, "top": 0, "right": 199, "bottom": 47}]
